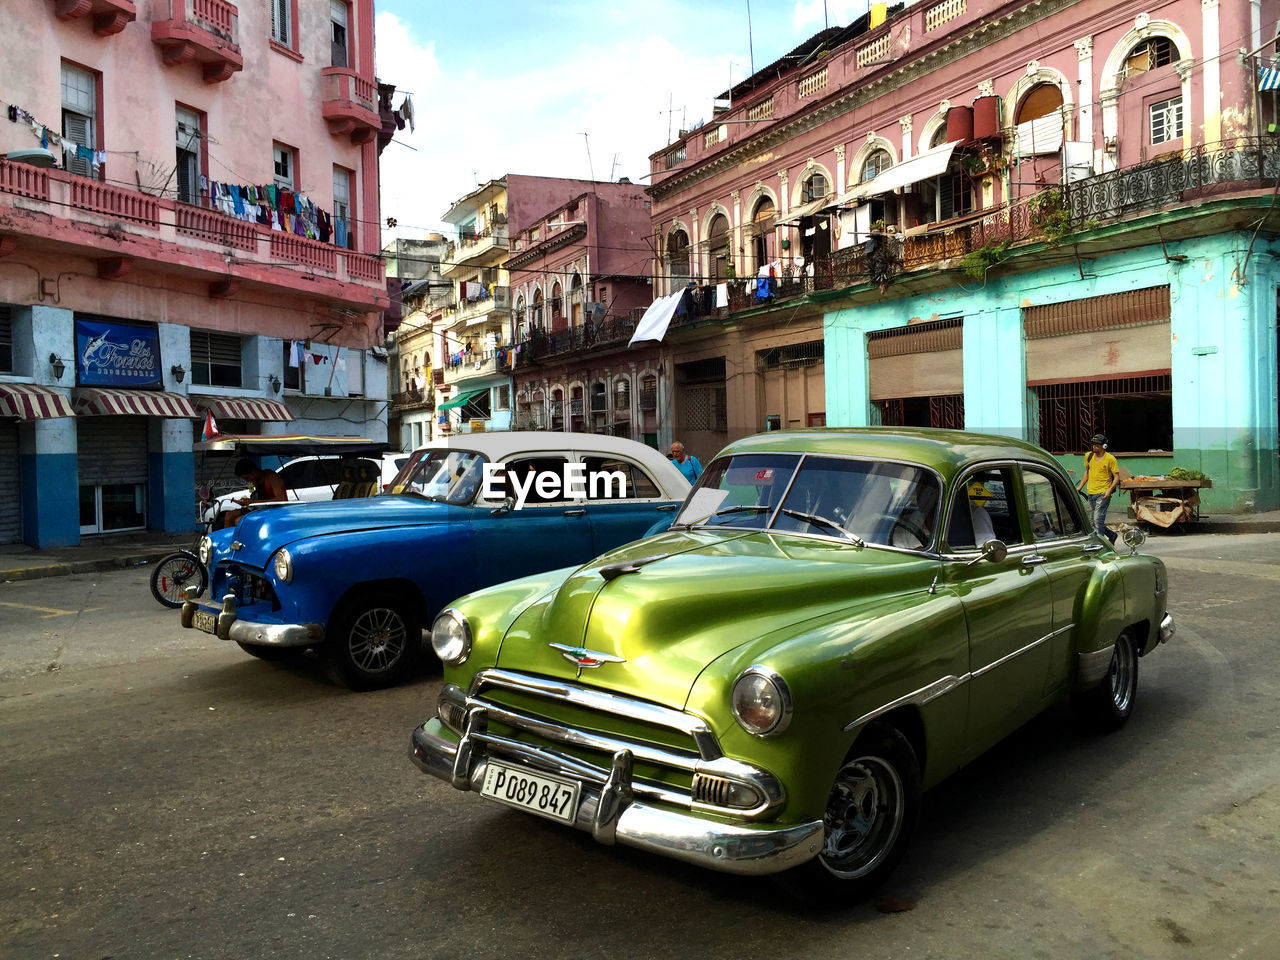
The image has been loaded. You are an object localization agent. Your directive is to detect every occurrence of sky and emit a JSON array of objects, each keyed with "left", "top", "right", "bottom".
[{"left": 374, "top": 0, "right": 872, "bottom": 247}]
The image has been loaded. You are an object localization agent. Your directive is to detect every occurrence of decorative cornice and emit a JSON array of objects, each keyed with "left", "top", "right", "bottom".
[
  {"left": 649, "top": 0, "right": 1081, "bottom": 203},
  {"left": 503, "top": 224, "right": 587, "bottom": 270}
]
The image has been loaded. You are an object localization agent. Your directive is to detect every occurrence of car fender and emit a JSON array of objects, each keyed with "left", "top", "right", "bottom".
[
  {"left": 1070, "top": 555, "right": 1132, "bottom": 684},
  {"left": 271, "top": 525, "right": 477, "bottom": 630},
  {"left": 684, "top": 575, "right": 969, "bottom": 821}
]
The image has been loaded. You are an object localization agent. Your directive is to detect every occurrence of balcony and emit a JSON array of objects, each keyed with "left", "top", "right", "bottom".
[
  {"left": 441, "top": 222, "right": 509, "bottom": 275},
  {"left": 150, "top": 0, "right": 242, "bottom": 84},
  {"left": 321, "top": 67, "right": 381, "bottom": 145},
  {"left": 516, "top": 315, "right": 638, "bottom": 364},
  {"left": 392, "top": 384, "right": 434, "bottom": 412},
  {"left": 53, "top": 0, "right": 136, "bottom": 36},
  {"left": 442, "top": 347, "right": 513, "bottom": 386},
  {"left": 444, "top": 285, "right": 510, "bottom": 327},
  {"left": 0, "top": 158, "right": 384, "bottom": 307},
  {"left": 663, "top": 138, "right": 1280, "bottom": 323}
]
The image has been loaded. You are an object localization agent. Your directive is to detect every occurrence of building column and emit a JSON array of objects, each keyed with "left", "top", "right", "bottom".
[
  {"left": 1099, "top": 90, "right": 1119, "bottom": 173},
  {"left": 1075, "top": 37, "right": 1094, "bottom": 147},
  {"left": 1201, "top": 0, "right": 1221, "bottom": 145},
  {"left": 822, "top": 309, "right": 872, "bottom": 426},
  {"left": 777, "top": 169, "right": 789, "bottom": 215},
  {"left": 19, "top": 416, "right": 79, "bottom": 548},
  {"left": 834, "top": 144, "right": 847, "bottom": 190},
  {"left": 730, "top": 189, "right": 742, "bottom": 277},
  {"left": 148, "top": 417, "right": 196, "bottom": 534},
  {"left": 961, "top": 308, "right": 1026, "bottom": 438},
  {"left": 1170, "top": 233, "right": 1278, "bottom": 510},
  {"left": 898, "top": 115, "right": 913, "bottom": 161}
]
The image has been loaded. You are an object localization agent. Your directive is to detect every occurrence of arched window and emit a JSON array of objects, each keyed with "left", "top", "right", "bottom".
[
  {"left": 751, "top": 197, "right": 775, "bottom": 271},
  {"left": 929, "top": 124, "right": 949, "bottom": 149},
  {"left": 550, "top": 281, "right": 563, "bottom": 330},
  {"left": 861, "top": 149, "right": 893, "bottom": 182},
  {"left": 802, "top": 172, "right": 828, "bottom": 202},
  {"left": 570, "top": 272, "right": 584, "bottom": 328},
  {"left": 614, "top": 375, "right": 631, "bottom": 412},
  {"left": 1124, "top": 36, "right": 1179, "bottom": 76},
  {"left": 1016, "top": 83, "right": 1064, "bottom": 124},
  {"left": 707, "top": 213, "right": 731, "bottom": 282},
  {"left": 667, "top": 228, "right": 690, "bottom": 279},
  {"left": 531, "top": 288, "right": 544, "bottom": 328},
  {"left": 514, "top": 295, "right": 526, "bottom": 341}
]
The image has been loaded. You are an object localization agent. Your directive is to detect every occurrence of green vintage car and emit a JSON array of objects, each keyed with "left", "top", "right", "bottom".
[{"left": 409, "top": 428, "right": 1173, "bottom": 900}]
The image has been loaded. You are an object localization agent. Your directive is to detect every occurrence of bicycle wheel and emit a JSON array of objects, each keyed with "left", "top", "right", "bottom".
[{"left": 150, "top": 551, "right": 208, "bottom": 608}]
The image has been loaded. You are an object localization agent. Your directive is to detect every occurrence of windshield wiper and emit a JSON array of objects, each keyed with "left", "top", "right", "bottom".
[{"left": 777, "top": 508, "right": 865, "bottom": 545}]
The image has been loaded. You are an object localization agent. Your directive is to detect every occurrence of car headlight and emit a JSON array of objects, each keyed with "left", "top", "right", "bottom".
[
  {"left": 431, "top": 609, "right": 472, "bottom": 665},
  {"left": 198, "top": 535, "right": 213, "bottom": 566},
  {"left": 273, "top": 548, "right": 293, "bottom": 583},
  {"left": 731, "top": 666, "right": 792, "bottom": 737}
]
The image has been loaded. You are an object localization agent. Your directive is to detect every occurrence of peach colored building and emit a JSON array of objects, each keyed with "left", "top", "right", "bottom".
[{"left": 0, "top": 0, "right": 390, "bottom": 546}]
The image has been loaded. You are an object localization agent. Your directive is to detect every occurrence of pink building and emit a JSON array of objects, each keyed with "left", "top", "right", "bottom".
[
  {"left": 643, "top": 0, "right": 1280, "bottom": 497},
  {"left": 506, "top": 183, "right": 663, "bottom": 443},
  {"left": 0, "top": 0, "right": 390, "bottom": 547}
]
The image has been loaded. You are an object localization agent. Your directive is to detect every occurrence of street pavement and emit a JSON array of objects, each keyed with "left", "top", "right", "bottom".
[{"left": 1, "top": 534, "right": 1278, "bottom": 959}]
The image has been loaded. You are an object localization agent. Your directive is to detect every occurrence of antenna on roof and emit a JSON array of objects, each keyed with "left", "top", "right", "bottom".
[
  {"left": 746, "top": 0, "right": 756, "bottom": 77},
  {"left": 824, "top": 0, "right": 829, "bottom": 28},
  {"left": 581, "top": 131, "right": 595, "bottom": 181}
]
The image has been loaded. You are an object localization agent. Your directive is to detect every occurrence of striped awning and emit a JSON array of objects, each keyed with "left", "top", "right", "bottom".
[
  {"left": 0, "top": 384, "right": 75, "bottom": 420},
  {"left": 73, "top": 388, "right": 202, "bottom": 418},
  {"left": 195, "top": 396, "right": 295, "bottom": 422}
]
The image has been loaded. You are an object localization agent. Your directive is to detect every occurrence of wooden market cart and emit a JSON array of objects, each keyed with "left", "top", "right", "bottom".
[{"left": 1119, "top": 474, "right": 1212, "bottom": 530}]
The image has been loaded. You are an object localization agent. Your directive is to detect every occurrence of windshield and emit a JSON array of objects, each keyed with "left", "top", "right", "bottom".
[
  {"left": 385, "top": 448, "right": 488, "bottom": 504},
  {"left": 676, "top": 453, "right": 941, "bottom": 549}
]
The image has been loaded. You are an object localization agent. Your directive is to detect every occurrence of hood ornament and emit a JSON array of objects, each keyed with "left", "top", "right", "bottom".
[
  {"left": 230, "top": 541, "right": 244, "bottom": 552},
  {"left": 549, "top": 643, "right": 625, "bottom": 678}
]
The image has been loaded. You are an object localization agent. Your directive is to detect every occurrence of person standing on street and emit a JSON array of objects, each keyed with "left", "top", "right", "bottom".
[
  {"left": 1076, "top": 433, "right": 1119, "bottom": 544},
  {"left": 669, "top": 441, "right": 702, "bottom": 483}
]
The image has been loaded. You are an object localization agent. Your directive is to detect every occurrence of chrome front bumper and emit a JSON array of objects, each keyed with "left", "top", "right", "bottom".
[
  {"left": 409, "top": 718, "right": 824, "bottom": 876},
  {"left": 179, "top": 588, "right": 323, "bottom": 647}
]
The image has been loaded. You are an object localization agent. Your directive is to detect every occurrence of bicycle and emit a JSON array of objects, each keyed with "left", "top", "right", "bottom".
[{"left": 148, "top": 484, "right": 216, "bottom": 608}]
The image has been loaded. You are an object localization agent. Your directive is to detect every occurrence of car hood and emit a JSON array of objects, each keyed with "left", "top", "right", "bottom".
[
  {"left": 493, "top": 528, "right": 935, "bottom": 710},
  {"left": 227, "top": 495, "right": 464, "bottom": 568}
]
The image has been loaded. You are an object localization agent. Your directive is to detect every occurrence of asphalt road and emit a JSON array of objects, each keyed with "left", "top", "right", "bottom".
[{"left": 1, "top": 534, "right": 1278, "bottom": 959}]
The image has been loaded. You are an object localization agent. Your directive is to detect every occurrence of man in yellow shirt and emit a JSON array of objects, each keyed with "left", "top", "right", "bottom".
[{"left": 1076, "top": 433, "right": 1119, "bottom": 544}]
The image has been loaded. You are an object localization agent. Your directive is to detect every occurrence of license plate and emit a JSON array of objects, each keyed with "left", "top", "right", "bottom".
[
  {"left": 480, "top": 761, "right": 580, "bottom": 824},
  {"left": 192, "top": 610, "right": 218, "bottom": 635}
]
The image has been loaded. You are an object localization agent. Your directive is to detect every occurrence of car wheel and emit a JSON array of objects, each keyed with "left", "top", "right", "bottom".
[
  {"left": 321, "top": 592, "right": 421, "bottom": 691},
  {"left": 149, "top": 551, "right": 208, "bottom": 608},
  {"left": 1072, "top": 629, "right": 1138, "bottom": 733},
  {"left": 235, "top": 642, "right": 308, "bottom": 661},
  {"left": 786, "top": 722, "right": 922, "bottom": 904}
]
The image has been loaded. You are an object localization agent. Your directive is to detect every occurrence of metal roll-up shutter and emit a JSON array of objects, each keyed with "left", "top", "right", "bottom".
[
  {"left": 867, "top": 318, "right": 964, "bottom": 400},
  {"left": 78, "top": 417, "right": 148, "bottom": 485},
  {"left": 759, "top": 340, "right": 825, "bottom": 430},
  {"left": 1024, "top": 287, "right": 1171, "bottom": 383},
  {"left": 0, "top": 421, "right": 20, "bottom": 544}
]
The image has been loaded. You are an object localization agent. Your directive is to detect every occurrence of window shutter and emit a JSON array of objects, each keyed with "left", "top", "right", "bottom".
[
  {"left": 191, "top": 331, "right": 242, "bottom": 365},
  {"left": 63, "top": 113, "right": 92, "bottom": 178}
]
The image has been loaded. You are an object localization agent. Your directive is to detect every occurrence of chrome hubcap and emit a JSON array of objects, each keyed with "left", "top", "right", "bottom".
[
  {"left": 819, "top": 756, "right": 904, "bottom": 879},
  {"left": 349, "top": 607, "right": 407, "bottom": 673},
  {"left": 1109, "top": 636, "right": 1135, "bottom": 712}
]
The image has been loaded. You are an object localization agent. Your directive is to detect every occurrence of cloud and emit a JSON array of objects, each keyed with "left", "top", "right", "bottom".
[
  {"left": 792, "top": 0, "right": 868, "bottom": 31},
  {"left": 374, "top": 10, "right": 737, "bottom": 249}
]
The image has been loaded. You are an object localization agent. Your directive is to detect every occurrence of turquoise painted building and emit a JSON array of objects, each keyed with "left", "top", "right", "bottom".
[{"left": 823, "top": 208, "right": 1279, "bottom": 513}]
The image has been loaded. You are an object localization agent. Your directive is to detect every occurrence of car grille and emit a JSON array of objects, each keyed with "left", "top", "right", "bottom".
[
  {"left": 441, "top": 669, "right": 782, "bottom": 817},
  {"left": 228, "top": 567, "right": 279, "bottom": 610}
]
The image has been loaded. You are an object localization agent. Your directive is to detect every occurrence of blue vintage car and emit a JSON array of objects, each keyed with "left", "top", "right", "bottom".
[{"left": 179, "top": 433, "right": 691, "bottom": 689}]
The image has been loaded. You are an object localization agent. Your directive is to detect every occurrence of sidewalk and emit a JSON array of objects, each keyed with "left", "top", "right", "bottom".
[{"left": 0, "top": 532, "right": 192, "bottom": 583}]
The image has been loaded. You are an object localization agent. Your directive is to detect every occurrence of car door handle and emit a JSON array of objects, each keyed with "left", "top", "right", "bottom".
[
  {"left": 1020, "top": 554, "right": 1047, "bottom": 567},
  {"left": 563, "top": 509, "right": 586, "bottom": 517},
  {"left": 655, "top": 504, "right": 678, "bottom": 512},
  {"left": 1083, "top": 543, "right": 1106, "bottom": 554}
]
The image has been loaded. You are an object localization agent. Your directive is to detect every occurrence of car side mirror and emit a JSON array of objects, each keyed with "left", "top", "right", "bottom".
[
  {"left": 490, "top": 496, "right": 515, "bottom": 516},
  {"left": 966, "top": 539, "right": 1008, "bottom": 566}
]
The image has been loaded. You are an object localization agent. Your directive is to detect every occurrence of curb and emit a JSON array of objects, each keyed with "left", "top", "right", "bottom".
[
  {"left": 1, "top": 549, "right": 182, "bottom": 583},
  {"left": 1190, "top": 521, "right": 1280, "bottom": 535}
]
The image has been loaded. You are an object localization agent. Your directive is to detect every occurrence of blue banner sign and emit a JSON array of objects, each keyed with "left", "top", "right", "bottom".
[{"left": 75, "top": 318, "right": 162, "bottom": 388}]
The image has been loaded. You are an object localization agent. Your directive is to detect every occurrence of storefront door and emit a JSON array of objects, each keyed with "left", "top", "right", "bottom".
[
  {"left": 78, "top": 417, "right": 148, "bottom": 534},
  {"left": 0, "top": 420, "right": 20, "bottom": 544}
]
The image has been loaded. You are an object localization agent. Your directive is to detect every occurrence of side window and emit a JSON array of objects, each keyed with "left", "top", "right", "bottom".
[
  {"left": 1022, "top": 468, "right": 1081, "bottom": 540},
  {"left": 582, "top": 457, "right": 661, "bottom": 499},
  {"left": 946, "top": 466, "right": 1023, "bottom": 549},
  {"left": 280, "top": 460, "right": 318, "bottom": 489},
  {"left": 503, "top": 456, "right": 571, "bottom": 505}
]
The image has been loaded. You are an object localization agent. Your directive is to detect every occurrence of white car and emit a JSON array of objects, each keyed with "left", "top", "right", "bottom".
[{"left": 203, "top": 452, "right": 410, "bottom": 522}]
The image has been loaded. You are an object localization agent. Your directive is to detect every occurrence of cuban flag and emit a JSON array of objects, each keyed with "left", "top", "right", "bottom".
[
  {"left": 1260, "top": 66, "right": 1280, "bottom": 91},
  {"left": 202, "top": 409, "right": 219, "bottom": 441}
]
